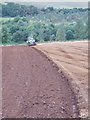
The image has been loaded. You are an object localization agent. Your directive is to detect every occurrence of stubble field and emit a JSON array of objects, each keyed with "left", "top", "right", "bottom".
[{"left": 36, "top": 41, "right": 88, "bottom": 118}]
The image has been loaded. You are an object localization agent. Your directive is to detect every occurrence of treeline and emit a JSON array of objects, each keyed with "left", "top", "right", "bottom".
[
  {"left": 2, "top": 2, "right": 88, "bottom": 17},
  {"left": 2, "top": 17, "right": 88, "bottom": 43},
  {"left": 1, "top": 2, "right": 88, "bottom": 44},
  {"left": 2, "top": 2, "right": 38, "bottom": 17}
]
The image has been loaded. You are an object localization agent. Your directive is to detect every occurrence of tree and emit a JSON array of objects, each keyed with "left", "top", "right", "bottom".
[
  {"left": 13, "top": 17, "right": 21, "bottom": 22},
  {"left": 50, "top": 34, "right": 56, "bottom": 41},
  {"left": 75, "top": 19, "right": 86, "bottom": 39},
  {"left": 9, "top": 25, "right": 19, "bottom": 35},
  {"left": 45, "top": 7, "right": 54, "bottom": 12},
  {"left": 56, "top": 25, "right": 66, "bottom": 41},
  {"left": 12, "top": 30, "right": 28, "bottom": 42},
  {"left": 27, "top": 5, "right": 38, "bottom": 15},
  {"left": 66, "top": 30, "right": 75, "bottom": 40},
  {"left": 2, "top": 26, "right": 11, "bottom": 43},
  {"left": 84, "top": 21, "right": 88, "bottom": 39},
  {"left": 2, "top": 2, "right": 20, "bottom": 17}
]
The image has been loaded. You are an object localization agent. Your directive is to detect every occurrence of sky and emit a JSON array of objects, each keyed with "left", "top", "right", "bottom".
[
  {"left": 1, "top": 0, "right": 89, "bottom": 8},
  {"left": 1, "top": 0, "right": 89, "bottom": 2}
]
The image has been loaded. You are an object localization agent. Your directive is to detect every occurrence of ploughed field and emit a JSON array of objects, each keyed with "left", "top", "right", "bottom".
[
  {"left": 2, "top": 45, "right": 79, "bottom": 118},
  {"left": 36, "top": 41, "right": 88, "bottom": 118}
]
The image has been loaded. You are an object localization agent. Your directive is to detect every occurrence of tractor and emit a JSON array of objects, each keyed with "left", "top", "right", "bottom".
[{"left": 26, "top": 37, "right": 36, "bottom": 46}]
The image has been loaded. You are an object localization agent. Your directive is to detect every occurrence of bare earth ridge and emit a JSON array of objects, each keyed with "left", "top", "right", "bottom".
[{"left": 2, "top": 45, "right": 79, "bottom": 118}]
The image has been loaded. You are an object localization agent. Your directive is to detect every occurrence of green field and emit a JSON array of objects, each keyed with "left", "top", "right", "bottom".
[{"left": 0, "top": 17, "right": 14, "bottom": 22}]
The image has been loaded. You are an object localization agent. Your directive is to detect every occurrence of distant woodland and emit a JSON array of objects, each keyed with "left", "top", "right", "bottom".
[{"left": 1, "top": 2, "right": 88, "bottom": 44}]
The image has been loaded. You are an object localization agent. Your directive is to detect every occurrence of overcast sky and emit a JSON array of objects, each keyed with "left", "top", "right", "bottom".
[
  {"left": 1, "top": 0, "right": 89, "bottom": 8},
  {"left": 1, "top": 0, "right": 89, "bottom": 2}
]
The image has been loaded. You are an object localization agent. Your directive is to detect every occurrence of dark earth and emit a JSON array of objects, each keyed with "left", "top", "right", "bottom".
[{"left": 2, "top": 45, "right": 79, "bottom": 118}]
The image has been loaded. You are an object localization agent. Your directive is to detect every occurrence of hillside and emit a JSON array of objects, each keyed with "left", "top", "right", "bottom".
[
  {"left": 1, "top": 2, "right": 88, "bottom": 44},
  {"left": 36, "top": 41, "right": 88, "bottom": 118}
]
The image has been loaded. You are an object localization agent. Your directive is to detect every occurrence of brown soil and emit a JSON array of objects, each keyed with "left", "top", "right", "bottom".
[
  {"left": 2, "top": 45, "right": 79, "bottom": 118},
  {"left": 36, "top": 41, "right": 88, "bottom": 118}
]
